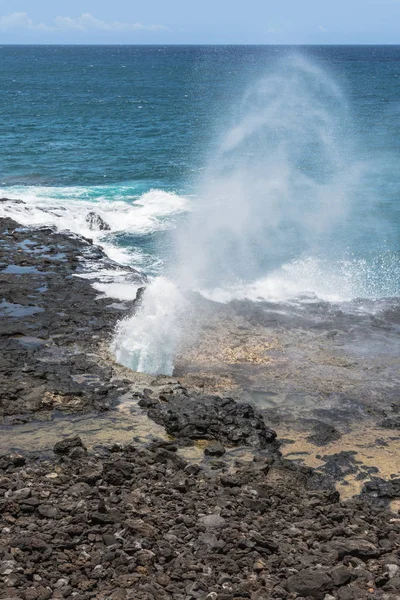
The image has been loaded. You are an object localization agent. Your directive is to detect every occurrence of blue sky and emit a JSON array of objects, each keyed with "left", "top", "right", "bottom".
[{"left": 0, "top": 0, "right": 399, "bottom": 44}]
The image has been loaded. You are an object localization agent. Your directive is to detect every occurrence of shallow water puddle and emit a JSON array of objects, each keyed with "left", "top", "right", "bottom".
[
  {"left": 279, "top": 425, "right": 400, "bottom": 499},
  {"left": 2, "top": 264, "right": 41, "bottom": 274},
  {"left": 0, "top": 404, "right": 167, "bottom": 456},
  {"left": 0, "top": 300, "right": 44, "bottom": 318}
]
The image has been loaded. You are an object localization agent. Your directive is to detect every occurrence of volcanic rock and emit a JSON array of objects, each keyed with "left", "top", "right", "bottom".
[
  {"left": 147, "top": 392, "right": 278, "bottom": 450},
  {"left": 286, "top": 569, "right": 333, "bottom": 599},
  {"left": 53, "top": 436, "right": 86, "bottom": 456},
  {"left": 85, "top": 211, "right": 110, "bottom": 231}
]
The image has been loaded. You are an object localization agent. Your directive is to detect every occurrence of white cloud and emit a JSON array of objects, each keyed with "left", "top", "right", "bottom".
[
  {"left": 0, "top": 12, "right": 50, "bottom": 31},
  {"left": 317, "top": 24, "right": 328, "bottom": 32},
  {"left": 54, "top": 13, "right": 167, "bottom": 32},
  {"left": 0, "top": 12, "right": 168, "bottom": 33}
]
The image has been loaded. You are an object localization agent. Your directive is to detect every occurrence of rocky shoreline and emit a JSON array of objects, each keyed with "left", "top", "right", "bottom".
[
  {"left": 0, "top": 213, "right": 144, "bottom": 425},
  {"left": 2, "top": 436, "right": 400, "bottom": 600},
  {"left": 0, "top": 213, "right": 400, "bottom": 599}
]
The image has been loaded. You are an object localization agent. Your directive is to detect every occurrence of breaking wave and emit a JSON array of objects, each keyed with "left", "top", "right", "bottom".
[{"left": 0, "top": 185, "right": 189, "bottom": 270}]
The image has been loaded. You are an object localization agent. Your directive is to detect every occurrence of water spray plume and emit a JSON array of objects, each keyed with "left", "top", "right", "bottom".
[
  {"left": 177, "top": 54, "right": 358, "bottom": 290},
  {"left": 111, "top": 277, "right": 186, "bottom": 375},
  {"left": 111, "top": 54, "right": 397, "bottom": 376}
]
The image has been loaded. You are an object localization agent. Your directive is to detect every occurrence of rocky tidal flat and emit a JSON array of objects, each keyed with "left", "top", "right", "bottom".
[{"left": 0, "top": 213, "right": 399, "bottom": 599}]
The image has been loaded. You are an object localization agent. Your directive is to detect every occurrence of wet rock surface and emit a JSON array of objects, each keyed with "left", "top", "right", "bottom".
[
  {"left": 86, "top": 211, "right": 111, "bottom": 231},
  {"left": 175, "top": 292, "right": 400, "bottom": 433},
  {"left": 0, "top": 439, "right": 399, "bottom": 600},
  {"left": 141, "top": 390, "right": 278, "bottom": 450},
  {"left": 0, "top": 216, "right": 143, "bottom": 423}
]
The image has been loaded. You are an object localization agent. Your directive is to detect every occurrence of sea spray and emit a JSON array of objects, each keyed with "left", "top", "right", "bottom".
[
  {"left": 111, "top": 54, "right": 392, "bottom": 375},
  {"left": 177, "top": 54, "right": 359, "bottom": 290},
  {"left": 111, "top": 278, "right": 187, "bottom": 375}
]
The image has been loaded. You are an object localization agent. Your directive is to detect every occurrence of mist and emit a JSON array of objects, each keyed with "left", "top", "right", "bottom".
[
  {"left": 176, "top": 55, "right": 360, "bottom": 290},
  {"left": 111, "top": 54, "right": 390, "bottom": 375}
]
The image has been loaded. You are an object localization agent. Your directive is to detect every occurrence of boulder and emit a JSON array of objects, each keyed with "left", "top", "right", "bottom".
[
  {"left": 53, "top": 436, "right": 87, "bottom": 456},
  {"left": 286, "top": 569, "right": 333, "bottom": 599},
  {"left": 86, "top": 211, "right": 110, "bottom": 231}
]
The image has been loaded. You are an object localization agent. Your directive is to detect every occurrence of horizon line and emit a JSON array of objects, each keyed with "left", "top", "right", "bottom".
[{"left": 1, "top": 43, "right": 400, "bottom": 47}]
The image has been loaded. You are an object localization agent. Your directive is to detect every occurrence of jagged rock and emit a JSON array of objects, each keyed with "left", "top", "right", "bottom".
[
  {"left": 53, "top": 436, "right": 87, "bottom": 455},
  {"left": 85, "top": 211, "right": 111, "bottom": 231},
  {"left": 147, "top": 393, "right": 278, "bottom": 450},
  {"left": 325, "top": 538, "right": 381, "bottom": 559},
  {"left": 0, "top": 217, "right": 143, "bottom": 426},
  {"left": 286, "top": 569, "right": 333, "bottom": 599},
  {"left": 37, "top": 504, "right": 58, "bottom": 519},
  {"left": 0, "top": 197, "right": 25, "bottom": 204},
  {"left": 331, "top": 566, "right": 352, "bottom": 586},
  {"left": 0, "top": 454, "right": 26, "bottom": 470},
  {"left": 204, "top": 441, "right": 226, "bottom": 457},
  {"left": 198, "top": 514, "right": 226, "bottom": 529},
  {"left": 379, "top": 416, "right": 400, "bottom": 429},
  {"left": 306, "top": 421, "right": 342, "bottom": 446},
  {"left": 362, "top": 477, "right": 400, "bottom": 500},
  {"left": 125, "top": 519, "right": 157, "bottom": 538}
]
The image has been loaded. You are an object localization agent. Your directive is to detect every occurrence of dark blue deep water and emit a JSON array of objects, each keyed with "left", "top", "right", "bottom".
[{"left": 0, "top": 46, "right": 399, "bottom": 299}]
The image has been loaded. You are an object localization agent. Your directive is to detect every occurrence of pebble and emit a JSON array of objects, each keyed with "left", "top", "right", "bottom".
[{"left": 198, "top": 514, "right": 226, "bottom": 529}]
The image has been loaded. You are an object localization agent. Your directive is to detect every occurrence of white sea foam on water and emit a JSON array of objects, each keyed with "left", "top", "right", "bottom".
[
  {"left": 198, "top": 256, "right": 400, "bottom": 304},
  {"left": 0, "top": 185, "right": 189, "bottom": 275},
  {"left": 0, "top": 186, "right": 188, "bottom": 238},
  {"left": 0, "top": 185, "right": 189, "bottom": 304},
  {"left": 76, "top": 269, "right": 142, "bottom": 301},
  {"left": 199, "top": 258, "right": 353, "bottom": 304}
]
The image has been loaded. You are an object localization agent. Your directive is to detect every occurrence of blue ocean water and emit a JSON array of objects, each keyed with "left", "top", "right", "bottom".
[{"left": 0, "top": 45, "right": 399, "bottom": 301}]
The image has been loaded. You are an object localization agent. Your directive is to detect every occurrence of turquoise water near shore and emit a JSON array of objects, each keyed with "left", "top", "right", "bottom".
[{"left": 0, "top": 45, "right": 399, "bottom": 300}]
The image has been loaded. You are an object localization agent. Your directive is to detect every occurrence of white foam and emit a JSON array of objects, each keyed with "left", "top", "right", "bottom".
[
  {"left": 75, "top": 268, "right": 141, "bottom": 301},
  {"left": 93, "top": 281, "right": 141, "bottom": 301},
  {"left": 0, "top": 186, "right": 189, "bottom": 242},
  {"left": 0, "top": 186, "right": 189, "bottom": 302},
  {"left": 111, "top": 277, "right": 186, "bottom": 375},
  {"left": 199, "top": 255, "right": 400, "bottom": 304}
]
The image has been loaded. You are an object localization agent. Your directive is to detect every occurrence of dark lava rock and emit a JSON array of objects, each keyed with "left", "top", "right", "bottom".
[
  {"left": 102, "top": 533, "right": 117, "bottom": 546},
  {"left": 331, "top": 566, "right": 353, "bottom": 586},
  {"left": 379, "top": 416, "right": 400, "bottom": 429},
  {"left": 135, "top": 285, "right": 146, "bottom": 306},
  {"left": 198, "top": 513, "right": 226, "bottom": 529},
  {"left": 0, "top": 440, "right": 398, "bottom": 600},
  {"left": 79, "top": 462, "right": 104, "bottom": 485},
  {"left": 85, "top": 211, "right": 111, "bottom": 231},
  {"left": 319, "top": 451, "right": 359, "bottom": 480},
  {"left": 204, "top": 441, "right": 226, "bottom": 457},
  {"left": 37, "top": 504, "right": 58, "bottom": 519},
  {"left": 147, "top": 392, "right": 278, "bottom": 450},
  {"left": 91, "top": 511, "right": 116, "bottom": 525},
  {"left": 361, "top": 476, "right": 400, "bottom": 504},
  {"left": 0, "top": 217, "right": 144, "bottom": 425},
  {"left": 383, "top": 576, "right": 400, "bottom": 591},
  {"left": 326, "top": 538, "right": 381, "bottom": 559},
  {"left": 0, "top": 197, "right": 24, "bottom": 204},
  {"left": 286, "top": 569, "right": 333, "bottom": 599},
  {"left": 306, "top": 421, "right": 342, "bottom": 446},
  {"left": 0, "top": 454, "right": 26, "bottom": 471},
  {"left": 53, "top": 436, "right": 87, "bottom": 455}
]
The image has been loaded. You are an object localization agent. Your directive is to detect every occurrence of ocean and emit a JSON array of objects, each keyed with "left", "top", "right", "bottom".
[{"left": 1, "top": 45, "right": 399, "bottom": 373}]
